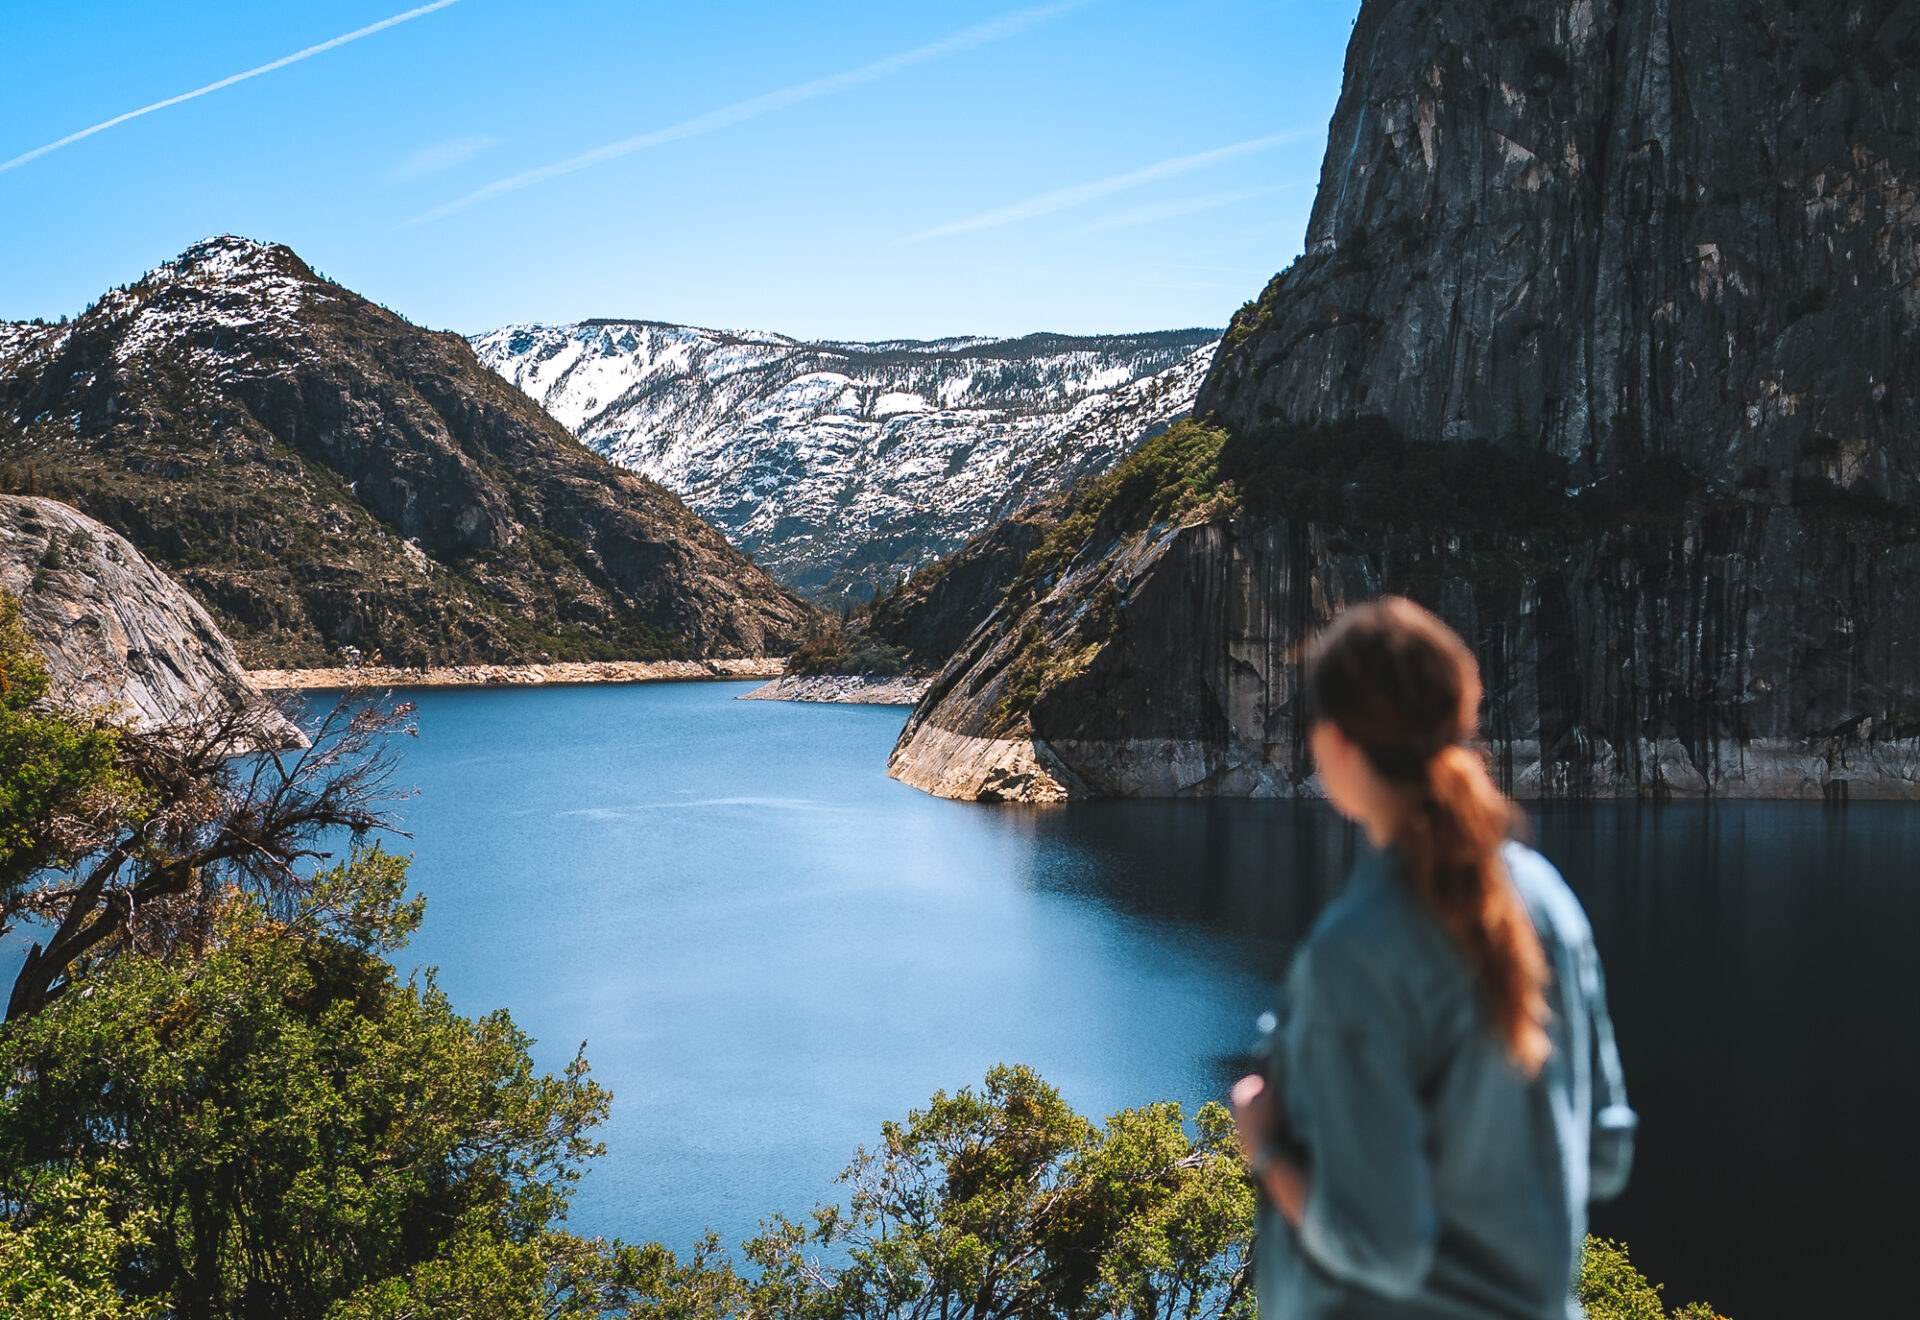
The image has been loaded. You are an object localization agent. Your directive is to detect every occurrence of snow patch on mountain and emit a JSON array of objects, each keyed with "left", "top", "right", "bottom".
[{"left": 471, "top": 320, "right": 1220, "bottom": 600}]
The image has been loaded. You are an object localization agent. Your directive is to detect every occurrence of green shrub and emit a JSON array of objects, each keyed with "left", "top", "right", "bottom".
[
  {"left": 786, "top": 621, "right": 910, "bottom": 676},
  {"left": 1580, "top": 1237, "right": 1731, "bottom": 1320},
  {"left": 746, "top": 1065, "right": 1256, "bottom": 1320},
  {"left": 1016, "top": 418, "right": 1230, "bottom": 592},
  {"left": 0, "top": 1175, "right": 163, "bottom": 1320},
  {"left": 0, "top": 848, "right": 625, "bottom": 1320}
]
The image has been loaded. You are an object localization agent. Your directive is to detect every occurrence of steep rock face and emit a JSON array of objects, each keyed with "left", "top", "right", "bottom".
[
  {"left": 0, "top": 495, "right": 299, "bottom": 742},
  {"left": 892, "top": 0, "right": 1920, "bottom": 802},
  {"left": 0, "top": 238, "right": 811, "bottom": 667},
  {"left": 473, "top": 321, "right": 1216, "bottom": 603},
  {"left": 891, "top": 509, "right": 1920, "bottom": 801},
  {"left": 863, "top": 498, "right": 1064, "bottom": 670},
  {"left": 1205, "top": 0, "right": 1918, "bottom": 489}
]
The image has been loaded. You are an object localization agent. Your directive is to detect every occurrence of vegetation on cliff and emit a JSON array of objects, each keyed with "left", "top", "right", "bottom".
[
  {"left": 785, "top": 618, "right": 911, "bottom": 678},
  {"left": 780, "top": 499, "right": 1069, "bottom": 682},
  {"left": 0, "top": 592, "right": 126, "bottom": 902}
]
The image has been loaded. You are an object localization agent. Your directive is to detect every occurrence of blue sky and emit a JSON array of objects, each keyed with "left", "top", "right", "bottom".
[{"left": 1, "top": 0, "right": 1359, "bottom": 339}]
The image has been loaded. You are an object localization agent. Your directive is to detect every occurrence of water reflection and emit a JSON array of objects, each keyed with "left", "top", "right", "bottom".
[
  {"left": 1019, "top": 798, "right": 1358, "bottom": 940},
  {"left": 1535, "top": 803, "right": 1920, "bottom": 1320}
]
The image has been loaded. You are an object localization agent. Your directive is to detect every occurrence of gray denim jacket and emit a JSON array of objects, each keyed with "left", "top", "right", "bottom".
[{"left": 1255, "top": 841, "right": 1635, "bottom": 1319}]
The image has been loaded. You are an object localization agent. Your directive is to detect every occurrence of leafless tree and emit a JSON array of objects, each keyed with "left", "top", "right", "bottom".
[{"left": 4, "top": 689, "right": 415, "bottom": 1023}]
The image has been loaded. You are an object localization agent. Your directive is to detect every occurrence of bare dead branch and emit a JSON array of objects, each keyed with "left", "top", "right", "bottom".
[{"left": 4, "top": 687, "right": 417, "bottom": 1023}]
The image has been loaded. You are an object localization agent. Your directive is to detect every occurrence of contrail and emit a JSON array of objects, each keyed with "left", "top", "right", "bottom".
[
  {"left": 1072, "top": 184, "right": 1291, "bottom": 235},
  {"left": 0, "top": 0, "right": 465, "bottom": 176},
  {"left": 905, "top": 130, "right": 1315, "bottom": 242},
  {"left": 403, "top": 0, "right": 1091, "bottom": 227}
]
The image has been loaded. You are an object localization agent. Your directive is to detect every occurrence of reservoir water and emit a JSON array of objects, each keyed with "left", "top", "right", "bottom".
[{"left": 383, "top": 681, "right": 1914, "bottom": 1320}]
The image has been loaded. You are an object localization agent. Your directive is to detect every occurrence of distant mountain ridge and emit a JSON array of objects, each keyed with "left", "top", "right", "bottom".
[
  {"left": 472, "top": 319, "right": 1219, "bottom": 603},
  {"left": 0, "top": 237, "right": 810, "bottom": 668}
]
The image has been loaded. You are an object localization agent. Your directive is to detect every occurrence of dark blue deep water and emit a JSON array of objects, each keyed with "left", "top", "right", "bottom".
[{"left": 374, "top": 682, "right": 1916, "bottom": 1320}]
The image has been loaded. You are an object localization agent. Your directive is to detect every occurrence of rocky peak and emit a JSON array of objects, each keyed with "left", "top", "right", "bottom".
[
  {"left": 167, "top": 234, "right": 308, "bottom": 279},
  {"left": 0, "top": 239, "right": 812, "bottom": 667}
]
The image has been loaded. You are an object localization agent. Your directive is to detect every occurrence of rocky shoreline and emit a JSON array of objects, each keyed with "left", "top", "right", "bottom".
[
  {"left": 738, "top": 674, "right": 933, "bottom": 705},
  {"left": 249, "top": 658, "right": 783, "bottom": 691}
]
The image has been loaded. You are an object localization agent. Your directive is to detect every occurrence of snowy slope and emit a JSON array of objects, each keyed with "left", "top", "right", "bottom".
[{"left": 472, "top": 320, "right": 1219, "bottom": 600}]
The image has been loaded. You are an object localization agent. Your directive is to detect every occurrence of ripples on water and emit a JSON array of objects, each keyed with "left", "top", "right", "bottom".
[{"left": 362, "top": 684, "right": 1913, "bottom": 1320}]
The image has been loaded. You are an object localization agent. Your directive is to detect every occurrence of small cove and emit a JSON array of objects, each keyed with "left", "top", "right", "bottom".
[{"left": 370, "top": 682, "right": 1914, "bottom": 1320}]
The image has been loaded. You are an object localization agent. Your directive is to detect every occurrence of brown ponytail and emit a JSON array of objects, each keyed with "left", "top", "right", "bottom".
[{"left": 1303, "top": 597, "right": 1551, "bottom": 1076}]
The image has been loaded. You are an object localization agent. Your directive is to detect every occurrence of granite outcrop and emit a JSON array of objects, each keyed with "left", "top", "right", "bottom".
[{"left": 0, "top": 495, "right": 299, "bottom": 743}]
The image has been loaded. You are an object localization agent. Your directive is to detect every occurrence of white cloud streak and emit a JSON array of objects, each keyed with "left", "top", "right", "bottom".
[
  {"left": 390, "top": 133, "right": 501, "bottom": 183},
  {"left": 1071, "top": 185, "right": 1280, "bottom": 234},
  {"left": 905, "top": 129, "right": 1315, "bottom": 242},
  {"left": 0, "top": 0, "right": 466, "bottom": 177},
  {"left": 402, "top": 0, "right": 1091, "bottom": 227}
]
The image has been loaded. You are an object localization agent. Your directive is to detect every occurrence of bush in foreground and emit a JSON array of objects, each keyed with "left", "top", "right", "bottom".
[
  {"left": 0, "top": 925, "right": 1732, "bottom": 1320},
  {"left": 1580, "top": 1237, "right": 1732, "bottom": 1320},
  {"left": 746, "top": 1065, "right": 1255, "bottom": 1320},
  {"left": 0, "top": 847, "right": 727, "bottom": 1320}
]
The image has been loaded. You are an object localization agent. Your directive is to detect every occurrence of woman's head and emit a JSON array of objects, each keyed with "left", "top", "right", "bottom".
[
  {"left": 1302, "top": 596, "right": 1482, "bottom": 823},
  {"left": 1303, "top": 597, "right": 1551, "bottom": 1075}
]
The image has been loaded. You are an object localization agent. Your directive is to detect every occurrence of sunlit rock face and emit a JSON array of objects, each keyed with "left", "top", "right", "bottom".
[
  {"left": 0, "top": 495, "right": 300, "bottom": 745},
  {"left": 890, "top": 0, "right": 1920, "bottom": 802},
  {"left": 1203, "top": 0, "right": 1918, "bottom": 489}
]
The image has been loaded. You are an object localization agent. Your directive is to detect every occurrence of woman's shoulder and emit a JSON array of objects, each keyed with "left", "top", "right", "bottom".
[
  {"left": 1306, "top": 847, "right": 1411, "bottom": 942},
  {"left": 1295, "top": 849, "right": 1455, "bottom": 991},
  {"left": 1500, "top": 840, "right": 1595, "bottom": 950}
]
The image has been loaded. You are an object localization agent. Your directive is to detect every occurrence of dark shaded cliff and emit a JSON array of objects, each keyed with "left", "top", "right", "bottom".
[
  {"left": 863, "top": 499, "right": 1065, "bottom": 667},
  {"left": 1207, "top": 0, "right": 1917, "bottom": 487},
  {"left": 891, "top": 0, "right": 1920, "bottom": 801},
  {"left": 0, "top": 238, "right": 811, "bottom": 667}
]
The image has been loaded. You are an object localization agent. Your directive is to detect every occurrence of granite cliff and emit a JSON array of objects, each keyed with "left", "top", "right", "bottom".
[
  {"left": 862, "top": 499, "right": 1065, "bottom": 669},
  {"left": 891, "top": 0, "right": 1920, "bottom": 802},
  {"left": 0, "top": 495, "right": 298, "bottom": 743},
  {"left": 0, "top": 238, "right": 811, "bottom": 668}
]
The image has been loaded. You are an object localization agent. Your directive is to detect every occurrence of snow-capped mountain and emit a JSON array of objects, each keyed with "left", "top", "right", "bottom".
[{"left": 471, "top": 320, "right": 1220, "bottom": 601}]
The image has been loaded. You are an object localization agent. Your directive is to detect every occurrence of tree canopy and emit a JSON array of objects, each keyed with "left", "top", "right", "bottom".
[{"left": 0, "top": 588, "right": 407, "bottom": 1023}]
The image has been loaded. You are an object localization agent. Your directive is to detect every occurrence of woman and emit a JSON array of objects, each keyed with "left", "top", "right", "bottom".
[{"left": 1232, "top": 597, "right": 1635, "bottom": 1319}]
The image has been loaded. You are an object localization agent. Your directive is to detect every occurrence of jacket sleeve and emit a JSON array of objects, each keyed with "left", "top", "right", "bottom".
[
  {"left": 1581, "top": 940, "right": 1637, "bottom": 1202},
  {"left": 1285, "top": 940, "right": 1439, "bottom": 1298}
]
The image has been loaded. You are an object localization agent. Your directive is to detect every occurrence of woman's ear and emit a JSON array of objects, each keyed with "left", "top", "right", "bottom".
[
  {"left": 1309, "top": 720, "right": 1351, "bottom": 774},
  {"left": 1310, "top": 721, "right": 1374, "bottom": 828},
  {"left": 1308, "top": 721, "right": 1346, "bottom": 790}
]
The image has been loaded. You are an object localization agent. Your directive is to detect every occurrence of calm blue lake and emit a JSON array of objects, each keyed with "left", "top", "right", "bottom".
[{"left": 374, "top": 682, "right": 1914, "bottom": 1320}]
